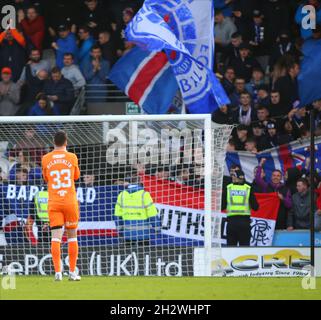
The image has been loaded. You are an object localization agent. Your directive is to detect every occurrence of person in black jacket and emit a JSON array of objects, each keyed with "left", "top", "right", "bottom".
[
  {"left": 80, "top": 0, "right": 112, "bottom": 37},
  {"left": 0, "top": 28, "right": 28, "bottom": 82},
  {"left": 269, "top": 32, "right": 300, "bottom": 70},
  {"left": 43, "top": 67, "right": 74, "bottom": 115},
  {"left": 98, "top": 30, "right": 117, "bottom": 66},
  {"left": 221, "top": 66, "right": 235, "bottom": 95},
  {"left": 229, "top": 42, "right": 261, "bottom": 82},
  {"left": 212, "top": 105, "right": 233, "bottom": 124},
  {"left": 222, "top": 32, "right": 243, "bottom": 66},
  {"left": 247, "top": 10, "right": 272, "bottom": 71},
  {"left": 273, "top": 61, "right": 300, "bottom": 114}
]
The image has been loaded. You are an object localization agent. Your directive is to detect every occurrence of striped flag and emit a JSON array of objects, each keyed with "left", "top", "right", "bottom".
[
  {"left": 109, "top": 47, "right": 178, "bottom": 114},
  {"left": 225, "top": 137, "right": 321, "bottom": 182}
]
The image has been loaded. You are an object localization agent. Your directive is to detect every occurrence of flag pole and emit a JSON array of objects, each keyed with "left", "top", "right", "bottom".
[{"left": 310, "top": 105, "right": 316, "bottom": 268}]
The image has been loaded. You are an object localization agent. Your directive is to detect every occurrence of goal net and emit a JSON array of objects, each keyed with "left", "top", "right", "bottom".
[{"left": 0, "top": 115, "right": 232, "bottom": 277}]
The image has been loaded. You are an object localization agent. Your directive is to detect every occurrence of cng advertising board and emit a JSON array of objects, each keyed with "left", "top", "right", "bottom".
[{"left": 194, "top": 247, "right": 321, "bottom": 277}]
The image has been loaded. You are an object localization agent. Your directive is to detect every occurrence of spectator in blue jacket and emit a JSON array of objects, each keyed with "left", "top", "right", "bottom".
[
  {"left": 295, "top": 0, "right": 321, "bottom": 40},
  {"left": 82, "top": 45, "right": 110, "bottom": 102},
  {"left": 43, "top": 67, "right": 75, "bottom": 115},
  {"left": 78, "top": 26, "right": 95, "bottom": 70},
  {"left": 28, "top": 94, "right": 61, "bottom": 116},
  {"left": 52, "top": 24, "right": 78, "bottom": 70}
]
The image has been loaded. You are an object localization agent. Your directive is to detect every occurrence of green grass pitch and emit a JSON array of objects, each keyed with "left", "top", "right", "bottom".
[{"left": 1, "top": 277, "right": 321, "bottom": 300}]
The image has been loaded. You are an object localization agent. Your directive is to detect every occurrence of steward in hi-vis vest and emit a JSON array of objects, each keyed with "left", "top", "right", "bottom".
[
  {"left": 115, "top": 176, "right": 160, "bottom": 243},
  {"left": 34, "top": 190, "right": 50, "bottom": 243},
  {"left": 222, "top": 169, "right": 259, "bottom": 246}
]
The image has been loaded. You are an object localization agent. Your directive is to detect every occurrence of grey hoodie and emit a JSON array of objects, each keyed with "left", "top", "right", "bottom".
[{"left": 0, "top": 81, "right": 22, "bottom": 116}]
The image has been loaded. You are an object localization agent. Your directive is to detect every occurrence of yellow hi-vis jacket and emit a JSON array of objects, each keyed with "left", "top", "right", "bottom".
[
  {"left": 226, "top": 183, "right": 251, "bottom": 217},
  {"left": 115, "top": 189, "right": 157, "bottom": 220},
  {"left": 34, "top": 191, "right": 49, "bottom": 222}
]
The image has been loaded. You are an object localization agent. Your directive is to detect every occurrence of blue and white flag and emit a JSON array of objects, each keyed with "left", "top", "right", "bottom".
[{"left": 125, "top": 0, "right": 230, "bottom": 114}]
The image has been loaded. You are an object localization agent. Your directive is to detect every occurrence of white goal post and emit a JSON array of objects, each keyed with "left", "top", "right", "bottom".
[{"left": 0, "top": 115, "right": 233, "bottom": 277}]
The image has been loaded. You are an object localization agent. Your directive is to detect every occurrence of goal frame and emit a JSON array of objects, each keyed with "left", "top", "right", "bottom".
[{"left": 0, "top": 114, "right": 215, "bottom": 276}]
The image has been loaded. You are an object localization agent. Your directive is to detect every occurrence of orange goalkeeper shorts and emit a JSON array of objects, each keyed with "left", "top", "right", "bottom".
[{"left": 48, "top": 201, "right": 79, "bottom": 230}]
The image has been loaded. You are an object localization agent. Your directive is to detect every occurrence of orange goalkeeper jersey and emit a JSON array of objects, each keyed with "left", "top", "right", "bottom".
[{"left": 42, "top": 150, "right": 80, "bottom": 203}]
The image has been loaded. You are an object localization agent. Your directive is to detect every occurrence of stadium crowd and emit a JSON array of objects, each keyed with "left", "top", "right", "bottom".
[{"left": 1, "top": 0, "right": 321, "bottom": 237}]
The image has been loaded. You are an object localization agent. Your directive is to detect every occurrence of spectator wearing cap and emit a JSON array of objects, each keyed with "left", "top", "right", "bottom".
[
  {"left": 214, "top": 9, "right": 237, "bottom": 50},
  {"left": 229, "top": 42, "right": 261, "bottom": 82},
  {"left": 255, "top": 158, "right": 292, "bottom": 229},
  {"left": 43, "top": 67, "right": 75, "bottom": 115},
  {"left": 273, "top": 61, "right": 300, "bottom": 115},
  {"left": 19, "top": 6, "right": 45, "bottom": 52},
  {"left": 0, "top": 28, "right": 27, "bottom": 82},
  {"left": 260, "top": 120, "right": 291, "bottom": 150},
  {"left": 245, "top": 67, "right": 265, "bottom": 104},
  {"left": 232, "top": 91, "right": 257, "bottom": 126},
  {"left": 61, "top": 53, "right": 86, "bottom": 93},
  {"left": 78, "top": 26, "right": 95, "bottom": 70},
  {"left": 229, "top": 77, "right": 246, "bottom": 108},
  {"left": 52, "top": 24, "right": 78, "bottom": 70},
  {"left": 233, "top": 125, "right": 249, "bottom": 151},
  {"left": 0, "top": 67, "right": 22, "bottom": 116},
  {"left": 247, "top": 9, "right": 271, "bottom": 71},
  {"left": 81, "top": 45, "right": 110, "bottom": 102},
  {"left": 222, "top": 168, "right": 259, "bottom": 246},
  {"left": 212, "top": 105, "right": 233, "bottom": 125},
  {"left": 295, "top": 0, "right": 321, "bottom": 40}
]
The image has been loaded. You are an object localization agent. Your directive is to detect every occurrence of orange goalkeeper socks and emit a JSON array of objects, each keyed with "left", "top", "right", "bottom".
[
  {"left": 68, "top": 238, "right": 79, "bottom": 273},
  {"left": 51, "top": 239, "right": 61, "bottom": 273}
]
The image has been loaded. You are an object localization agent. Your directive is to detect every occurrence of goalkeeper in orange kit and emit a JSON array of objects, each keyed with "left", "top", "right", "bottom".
[{"left": 42, "top": 130, "right": 81, "bottom": 281}]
